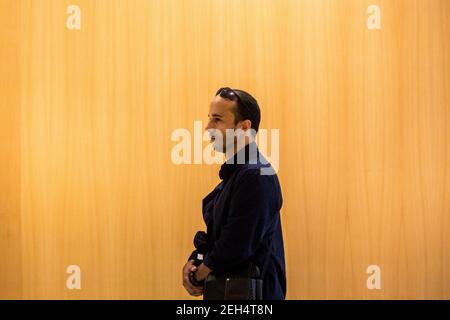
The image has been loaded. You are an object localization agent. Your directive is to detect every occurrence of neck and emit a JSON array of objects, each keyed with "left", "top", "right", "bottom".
[{"left": 225, "top": 142, "right": 249, "bottom": 163}]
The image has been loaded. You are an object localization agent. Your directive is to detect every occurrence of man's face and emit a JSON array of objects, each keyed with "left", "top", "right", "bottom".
[{"left": 205, "top": 96, "right": 240, "bottom": 154}]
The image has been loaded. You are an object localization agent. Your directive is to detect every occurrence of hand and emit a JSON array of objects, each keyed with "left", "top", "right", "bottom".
[
  {"left": 194, "top": 263, "right": 212, "bottom": 282},
  {"left": 182, "top": 260, "right": 204, "bottom": 297}
]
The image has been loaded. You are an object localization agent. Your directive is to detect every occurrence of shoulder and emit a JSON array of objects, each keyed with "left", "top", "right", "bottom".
[
  {"left": 231, "top": 163, "right": 283, "bottom": 211},
  {"left": 234, "top": 162, "right": 280, "bottom": 190}
]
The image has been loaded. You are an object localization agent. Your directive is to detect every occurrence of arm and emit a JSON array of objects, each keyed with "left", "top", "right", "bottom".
[{"left": 203, "top": 170, "right": 274, "bottom": 273}]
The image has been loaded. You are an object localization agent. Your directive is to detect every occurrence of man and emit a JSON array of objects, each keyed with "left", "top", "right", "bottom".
[{"left": 182, "top": 87, "right": 286, "bottom": 300}]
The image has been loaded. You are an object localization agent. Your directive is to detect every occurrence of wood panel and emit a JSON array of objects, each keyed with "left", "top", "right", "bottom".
[
  {"left": 0, "top": 0, "right": 448, "bottom": 299},
  {"left": 0, "top": 0, "right": 22, "bottom": 298}
]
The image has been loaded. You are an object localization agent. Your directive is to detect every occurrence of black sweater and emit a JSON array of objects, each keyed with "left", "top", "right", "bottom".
[{"left": 189, "top": 142, "right": 286, "bottom": 300}]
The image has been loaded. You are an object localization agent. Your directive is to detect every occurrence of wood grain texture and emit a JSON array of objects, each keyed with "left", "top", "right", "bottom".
[
  {"left": 0, "top": 0, "right": 22, "bottom": 298},
  {"left": 0, "top": 0, "right": 448, "bottom": 299}
]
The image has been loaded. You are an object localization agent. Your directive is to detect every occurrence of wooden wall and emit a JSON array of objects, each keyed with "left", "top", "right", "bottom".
[{"left": 0, "top": 0, "right": 448, "bottom": 299}]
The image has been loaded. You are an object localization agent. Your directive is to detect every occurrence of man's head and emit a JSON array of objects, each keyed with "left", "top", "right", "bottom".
[{"left": 206, "top": 87, "right": 261, "bottom": 155}]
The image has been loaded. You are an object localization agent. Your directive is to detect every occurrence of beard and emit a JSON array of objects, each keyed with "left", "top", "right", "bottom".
[
  {"left": 208, "top": 128, "right": 235, "bottom": 155},
  {"left": 209, "top": 127, "right": 252, "bottom": 159}
]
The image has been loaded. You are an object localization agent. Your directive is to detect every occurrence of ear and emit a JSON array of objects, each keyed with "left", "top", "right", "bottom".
[{"left": 240, "top": 119, "right": 252, "bottom": 131}]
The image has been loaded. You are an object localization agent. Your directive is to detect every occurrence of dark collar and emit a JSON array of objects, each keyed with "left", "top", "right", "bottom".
[{"left": 219, "top": 142, "right": 259, "bottom": 181}]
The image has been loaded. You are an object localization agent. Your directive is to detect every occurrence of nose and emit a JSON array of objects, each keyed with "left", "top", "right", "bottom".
[{"left": 205, "top": 121, "right": 213, "bottom": 131}]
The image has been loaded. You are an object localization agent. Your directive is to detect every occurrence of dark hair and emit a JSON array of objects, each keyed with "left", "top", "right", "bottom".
[{"left": 215, "top": 87, "right": 261, "bottom": 133}]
